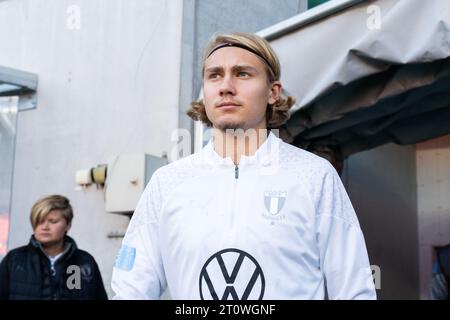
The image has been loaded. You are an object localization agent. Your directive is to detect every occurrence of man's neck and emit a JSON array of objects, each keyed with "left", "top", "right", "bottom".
[{"left": 213, "top": 127, "right": 269, "bottom": 165}]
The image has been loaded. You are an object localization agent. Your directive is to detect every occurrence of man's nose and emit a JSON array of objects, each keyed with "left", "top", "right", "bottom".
[{"left": 219, "top": 74, "right": 236, "bottom": 96}]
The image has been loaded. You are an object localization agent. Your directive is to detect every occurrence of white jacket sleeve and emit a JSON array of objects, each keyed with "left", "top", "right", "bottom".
[
  {"left": 111, "top": 172, "right": 167, "bottom": 299},
  {"left": 315, "top": 164, "right": 377, "bottom": 300}
]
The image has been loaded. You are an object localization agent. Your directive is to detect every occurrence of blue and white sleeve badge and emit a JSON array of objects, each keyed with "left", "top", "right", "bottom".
[{"left": 115, "top": 244, "right": 136, "bottom": 271}]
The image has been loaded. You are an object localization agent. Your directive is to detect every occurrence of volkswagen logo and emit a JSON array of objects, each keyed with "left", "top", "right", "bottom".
[{"left": 199, "top": 248, "right": 265, "bottom": 300}]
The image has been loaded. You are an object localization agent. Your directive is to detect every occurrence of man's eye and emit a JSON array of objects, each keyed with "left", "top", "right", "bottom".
[
  {"left": 207, "top": 73, "right": 220, "bottom": 79},
  {"left": 237, "top": 71, "right": 250, "bottom": 77}
]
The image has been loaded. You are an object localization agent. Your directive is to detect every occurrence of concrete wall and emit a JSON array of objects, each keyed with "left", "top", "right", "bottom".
[
  {"left": 0, "top": 0, "right": 183, "bottom": 298},
  {"left": 344, "top": 136, "right": 450, "bottom": 300},
  {"left": 343, "top": 143, "right": 419, "bottom": 299},
  {"left": 416, "top": 134, "right": 450, "bottom": 299}
]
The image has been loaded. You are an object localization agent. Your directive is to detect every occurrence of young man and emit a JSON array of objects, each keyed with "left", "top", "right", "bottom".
[{"left": 111, "top": 32, "right": 376, "bottom": 300}]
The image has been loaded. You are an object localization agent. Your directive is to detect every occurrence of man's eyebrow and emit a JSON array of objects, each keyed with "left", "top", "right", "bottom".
[
  {"left": 232, "top": 65, "right": 259, "bottom": 73},
  {"left": 204, "top": 65, "right": 259, "bottom": 73},
  {"left": 204, "top": 66, "right": 223, "bottom": 73}
]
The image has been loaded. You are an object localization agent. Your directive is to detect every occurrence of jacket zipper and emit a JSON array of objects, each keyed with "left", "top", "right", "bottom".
[{"left": 230, "top": 165, "right": 239, "bottom": 231}]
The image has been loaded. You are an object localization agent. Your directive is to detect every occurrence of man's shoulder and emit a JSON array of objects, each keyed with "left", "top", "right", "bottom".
[
  {"left": 147, "top": 151, "right": 207, "bottom": 196},
  {"left": 278, "top": 140, "right": 333, "bottom": 173},
  {"left": 152, "top": 151, "right": 202, "bottom": 178}
]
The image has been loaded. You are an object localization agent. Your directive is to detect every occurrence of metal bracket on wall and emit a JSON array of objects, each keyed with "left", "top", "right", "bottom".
[
  {"left": 18, "top": 93, "right": 37, "bottom": 111},
  {"left": 0, "top": 65, "right": 38, "bottom": 111}
]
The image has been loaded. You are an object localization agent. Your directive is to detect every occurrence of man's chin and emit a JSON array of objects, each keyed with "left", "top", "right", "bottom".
[{"left": 214, "top": 121, "right": 245, "bottom": 131}]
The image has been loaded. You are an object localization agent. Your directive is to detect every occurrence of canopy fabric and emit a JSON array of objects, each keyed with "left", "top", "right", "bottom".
[{"left": 265, "top": 0, "right": 450, "bottom": 158}]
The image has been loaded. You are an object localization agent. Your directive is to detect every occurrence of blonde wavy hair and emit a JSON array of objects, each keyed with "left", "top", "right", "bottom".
[{"left": 187, "top": 32, "right": 295, "bottom": 129}]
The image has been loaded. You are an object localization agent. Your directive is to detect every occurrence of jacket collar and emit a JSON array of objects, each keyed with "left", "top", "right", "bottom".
[
  {"left": 29, "top": 234, "right": 77, "bottom": 260},
  {"left": 202, "top": 130, "right": 281, "bottom": 169}
]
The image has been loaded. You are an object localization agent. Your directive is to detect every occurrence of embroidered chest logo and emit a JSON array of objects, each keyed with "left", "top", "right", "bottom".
[
  {"left": 262, "top": 190, "right": 287, "bottom": 221},
  {"left": 199, "top": 248, "right": 265, "bottom": 300}
]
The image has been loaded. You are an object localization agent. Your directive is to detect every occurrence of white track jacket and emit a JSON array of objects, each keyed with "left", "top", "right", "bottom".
[{"left": 111, "top": 132, "right": 376, "bottom": 300}]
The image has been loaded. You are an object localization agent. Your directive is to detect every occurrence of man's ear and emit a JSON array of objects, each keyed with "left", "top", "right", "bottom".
[
  {"left": 268, "top": 81, "right": 282, "bottom": 105},
  {"left": 66, "top": 222, "right": 72, "bottom": 234}
]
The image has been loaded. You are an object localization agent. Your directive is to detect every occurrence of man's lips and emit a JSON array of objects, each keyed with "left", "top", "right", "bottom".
[{"left": 216, "top": 102, "right": 241, "bottom": 109}]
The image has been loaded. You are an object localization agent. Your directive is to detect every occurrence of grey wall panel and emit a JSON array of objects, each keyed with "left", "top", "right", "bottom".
[
  {"left": 416, "top": 134, "right": 450, "bottom": 299},
  {"left": 344, "top": 143, "right": 419, "bottom": 300}
]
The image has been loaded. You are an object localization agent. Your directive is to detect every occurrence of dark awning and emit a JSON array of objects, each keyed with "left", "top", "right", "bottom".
[{"left": 260, "top": 0, "right": 450, "bottom": 158}]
